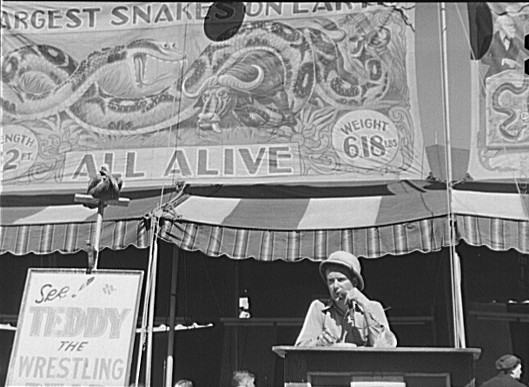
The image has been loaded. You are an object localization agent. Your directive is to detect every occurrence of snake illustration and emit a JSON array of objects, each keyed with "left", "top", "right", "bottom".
[
  {"left": 2, "top": 15, "right": 398, "bottom": 136},
  {"left": 1, "top": 39, "right": 186, "bottom": 119},
  {"left": 491, "top": 76, "right": 529, "bottom": 141}
]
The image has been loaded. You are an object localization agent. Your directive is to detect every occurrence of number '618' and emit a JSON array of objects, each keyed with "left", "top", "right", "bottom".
[{"left": 343, "top": 135, "right": 387, "bottom": 159}]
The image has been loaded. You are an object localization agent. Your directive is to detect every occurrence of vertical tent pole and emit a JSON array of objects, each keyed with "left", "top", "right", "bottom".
[
  {"left": 234, "top": 262, "right": 239, "bottom": 370},
  {"left": 92, "top": 202, "right": 104, "bottom": 269},
  {"left": 135, "top": 215, "right": 157, "bottom": 387},
  {"left": 165, "top": 246, "right": 180, "bottom": 387},
  {"left": 73, "top": 194, "right": 129, "bottom": 271},
  {"left": 439, "top": 2, "right": 466, "bottom": 348},
  {"left": 146, "top": 230, "right": 159, "bottom": 386},
  {"left": 159, "top": 182, "right": 186, "bottom": 386}
]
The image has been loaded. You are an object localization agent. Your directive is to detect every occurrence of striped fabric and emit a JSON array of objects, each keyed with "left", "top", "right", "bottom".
[
  {"left": 159, "top": 217, "right": 450, "bottom": 261},
  {"left": 164, "top": 189, "right": 449, "bottom": 230},
  {"left": 453, "top": 190, "right": 529, "bottom": 254},
  {"left": 456, "top": 215, "right": 529, "bottom": 254},
  {"left": 157, "top": 187, "right": 452, "bottom": 260},
  {"left": 452, "top": 191, "right": 529, "bottom": 221},
  {"left": 2, "top": 185, "right": 527, "bottom": 258},
  {"left": 0, "top": 191, "right": 179, "bottom": 256},
  {"left": 0, "top": 220, "right": 150, "bottom": 255}
]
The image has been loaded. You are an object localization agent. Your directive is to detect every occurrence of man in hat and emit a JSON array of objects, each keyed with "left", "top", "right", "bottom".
[
  {"left": 295, "top": 250, "right": 397, "bottom": 347},
  {"left": 481, "top": 13, "right": 523, "bottom": 81},
  {"left": 481, "top": 354, "right": 525, "bottom": 387}
]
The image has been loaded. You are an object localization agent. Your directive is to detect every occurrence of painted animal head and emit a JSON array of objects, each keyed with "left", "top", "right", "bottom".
[{"left": 182, "top": 65, "right": 263, "bottom": 132}]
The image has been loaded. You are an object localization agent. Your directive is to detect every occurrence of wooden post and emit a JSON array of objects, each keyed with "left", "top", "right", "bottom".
[
  {"left": 165, "top": 246, "right": 180, "bottom": 387},
  {"left": 92, "top": 201, "right": 104, "bottom": 270},
  {"left": 74, "top": 194, "right": 130, "bottom": 271}
]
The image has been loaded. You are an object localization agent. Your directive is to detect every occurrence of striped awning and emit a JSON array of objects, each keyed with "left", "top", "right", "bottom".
[
  {"left": 0, "top": 189, "right": 180, "bottom": 256},
  {"left": 3, "top": 184, "right": 526, "bottom": 258},
  {"left": 158, "top": 183, "right": 452, "bottom": 261},
  {"left": 453, "top": 190, "right": 529, "bottom": 254}
]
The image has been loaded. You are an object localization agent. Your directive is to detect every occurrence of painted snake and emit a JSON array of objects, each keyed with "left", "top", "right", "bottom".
[
  {"left": 1, "top": 39, "right": 186, "bottom": 126},
  {"left": 491, "top": 76, "right": 529, "bottom": 141},
  {"left": 2, "top": 15, "right": 396, "bottom": 135}
]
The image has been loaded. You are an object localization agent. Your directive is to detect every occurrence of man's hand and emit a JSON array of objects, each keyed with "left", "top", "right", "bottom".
[
  {"left": 315, "top": 328, "right": 337, "bottom": 346},
  {"left": 343, "top": 287, "right": 370, "bottom": 309}
]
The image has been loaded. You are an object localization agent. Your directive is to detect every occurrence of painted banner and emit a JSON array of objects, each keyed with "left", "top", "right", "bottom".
[
  {"left": 469, "top": 3, "right": 529, "bottom": 181},
  {"left": 6, "top": 269, "right": 143, "bottom": 386},
  {"left": 1, "top": 2, "right": 427, "bottom": 193}
]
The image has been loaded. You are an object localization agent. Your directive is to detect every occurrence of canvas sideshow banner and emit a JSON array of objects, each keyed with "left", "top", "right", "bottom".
[
  {"left": 6, "top": 269, "right": 143, "bottom": 386},
  {"left": 469, "top": 3, "right": 529, "bottom": 181},
  {"left": 1, "top": 2, "right": 428, "bottom": 192}
]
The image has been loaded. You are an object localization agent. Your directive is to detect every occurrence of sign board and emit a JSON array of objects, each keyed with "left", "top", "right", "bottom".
[
  {"left": 469, "top": 2, "right": 529, "bottom": 180},
  {"left": 6, "top": 269, "right": 143, "bottom": 387},
  {"left": 1, "top": 2, "right": 428, "bottom": 192}
]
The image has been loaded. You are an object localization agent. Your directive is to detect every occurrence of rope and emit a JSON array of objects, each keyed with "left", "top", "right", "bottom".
[
  {"left": 138, "top": 15, "right": 190, "bottom": 384},
  {"left": 165, "top": 9, "right": 190, "bottom": 198}
]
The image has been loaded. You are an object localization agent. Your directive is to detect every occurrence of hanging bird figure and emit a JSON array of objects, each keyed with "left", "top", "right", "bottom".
[{"left": 85, "top": 164, "right": 123, "bottom": 206}]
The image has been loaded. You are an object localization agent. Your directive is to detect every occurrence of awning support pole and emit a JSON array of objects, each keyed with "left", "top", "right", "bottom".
[
  {"left": 73, "top": 193, "right": 130, "bottom": 272},
  {"left": 134, "top": 215, "right": 158, "bottom": 387},
  {"left": 146, "top": 227, "right": 159, "bottom": 387},
  {"left": 92, "top": 202, "right": 104, "bottom": 270},
  {"left": 165, "top": 246, "right": 180, "bottom": 387},
  {"left": 439, "top": 2, "right": 466, "bottom": 348}
]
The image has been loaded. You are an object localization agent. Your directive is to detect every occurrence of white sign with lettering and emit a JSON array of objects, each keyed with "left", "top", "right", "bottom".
[{"left": 6, "top": 269, "right": 143, "bottom": 387}]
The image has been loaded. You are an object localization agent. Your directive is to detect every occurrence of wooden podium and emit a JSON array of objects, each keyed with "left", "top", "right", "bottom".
[{"left": 272, "top": 346, "right": 481, "bottom": 387}]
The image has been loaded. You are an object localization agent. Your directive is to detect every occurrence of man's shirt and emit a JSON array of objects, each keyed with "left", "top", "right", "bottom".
[{"left": 295, "top": 298, "right": 397, "bottom": 347}]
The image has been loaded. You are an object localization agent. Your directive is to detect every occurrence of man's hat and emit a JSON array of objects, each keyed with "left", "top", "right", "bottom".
[
  {"left": 319, "top": 251, "right": 364, "bottom": 290},
  {"left": 495, "top": 354, "right": 520, "bottom": 371}
]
